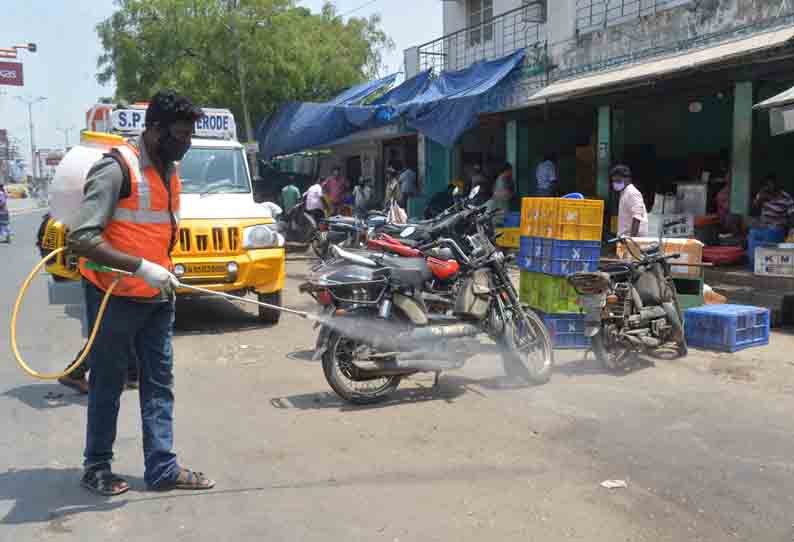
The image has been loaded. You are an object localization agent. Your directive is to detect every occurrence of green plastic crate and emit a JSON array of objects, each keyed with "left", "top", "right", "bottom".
[{"left": 520, "top": 271, "right": 580, "bottom": 314}]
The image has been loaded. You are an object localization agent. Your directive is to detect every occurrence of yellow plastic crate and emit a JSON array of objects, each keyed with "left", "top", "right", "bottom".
[
  {"left": 496, "top": 228, "right": 520, "bottom": 249},
  {"left": 521, "top": 198, "right": 559, "bottom": 237},
  {"left": 555, "top": 199, "right": 605, "bottom": 241}
]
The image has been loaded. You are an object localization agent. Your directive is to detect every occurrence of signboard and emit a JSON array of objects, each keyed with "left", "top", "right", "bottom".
[
  {"left": 769, "top": 105, "right": 794, "bottom": 136},
  {"left": 0, "top": 62, "right": 23, "bottom": 87},
  {"left": 110, "top": 107, "right": 237, "bottom": 140}
]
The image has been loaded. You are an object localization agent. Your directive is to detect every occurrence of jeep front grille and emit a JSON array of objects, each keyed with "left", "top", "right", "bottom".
[{"left": 176, "top": 226, "right": 242, "bottom": 255}]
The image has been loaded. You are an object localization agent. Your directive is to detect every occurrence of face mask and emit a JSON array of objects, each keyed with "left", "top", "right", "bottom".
[
  {"left": 158, "top": 130, "right": 191, "bottom": 163},
  {"left": 612, "top": 181, "right": 626, "bottom": 192}
]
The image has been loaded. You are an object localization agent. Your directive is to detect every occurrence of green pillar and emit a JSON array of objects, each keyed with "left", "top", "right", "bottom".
[
  {"left": 731, "top": 81, "right": 753, "bottom": 215},
  {"left": 597, "top": 105, "right": 611, "bottom": 200},
  {"left": 612, "top": 108, "right": 625, "bottom": 164},
  {"left": 506, "top": 119, "right": 518, "bottom": 173}
]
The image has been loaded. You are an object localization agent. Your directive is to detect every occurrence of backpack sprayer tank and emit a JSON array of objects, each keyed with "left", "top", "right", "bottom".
[{"left": 38, "top": 131, "right": 126, "bottom": 281}]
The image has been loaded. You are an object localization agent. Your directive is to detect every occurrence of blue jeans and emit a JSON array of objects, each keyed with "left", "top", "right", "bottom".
[{"left": 83, "top": 281, "right": 178, "bottom": 488}]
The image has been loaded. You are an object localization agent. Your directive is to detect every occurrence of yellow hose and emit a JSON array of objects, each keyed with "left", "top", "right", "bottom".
[{"left": 10, "top": 248, "right": 119, "bottom": 380}]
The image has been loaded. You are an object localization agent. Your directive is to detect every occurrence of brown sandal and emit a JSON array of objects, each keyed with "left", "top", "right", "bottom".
[{"left": 153, "top": 467, "right": 215, "bottom": 491}]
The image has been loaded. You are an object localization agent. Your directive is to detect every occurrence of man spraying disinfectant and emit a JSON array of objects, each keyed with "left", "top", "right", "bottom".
[{"left": 67, "top": 91, "right": 215, "bottom": 495}]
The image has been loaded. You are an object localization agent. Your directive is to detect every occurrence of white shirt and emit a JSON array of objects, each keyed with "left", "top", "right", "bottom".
[
  {"left": 305, "top": 184, "right": 324, "bottom": 211},
  {"left": 618, "top": 183, "right": 649, "bottom": 237}
]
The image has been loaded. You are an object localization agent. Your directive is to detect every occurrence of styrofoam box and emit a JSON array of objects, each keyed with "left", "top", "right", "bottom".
[
  {"left": 647, "top": 213, "right": 695, "bottom": 238},
  {"left": 617, "top": 237, "right": 704, "bottom": 278},
  {"left": 754, "top": 246, "right": 794, "bottom": 278}
]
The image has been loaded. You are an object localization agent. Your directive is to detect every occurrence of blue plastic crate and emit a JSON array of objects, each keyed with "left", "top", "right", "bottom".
[
  {"left": 541, "top": 312, "right": 591, "bottom": 350},
  {"left": 684, "top": 304, "right": 770, "bottom": 353},
  {"left": 518, "top": 236, "right": 533, "bottom": 271},
  {"left": 747, "top": 228, "right": 785, "bottom": 270},
  {"left": 547, "top": 239, "right": 601, "bottom": 276},
  {"left": 503, "top": 212, "right": 521, "bottom": 228}
]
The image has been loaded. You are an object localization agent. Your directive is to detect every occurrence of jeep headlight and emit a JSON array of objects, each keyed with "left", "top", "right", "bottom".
[{"left": 242, "top": 224, "right": 283, "bottom": 249}]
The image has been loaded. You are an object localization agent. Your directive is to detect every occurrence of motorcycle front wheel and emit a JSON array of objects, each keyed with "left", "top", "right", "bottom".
[
  {"left": 501, "top": 309, "right": 554, "bottom": 384},
  {"left": 322, "top": 332, "right": 402, "bottom": 404}
]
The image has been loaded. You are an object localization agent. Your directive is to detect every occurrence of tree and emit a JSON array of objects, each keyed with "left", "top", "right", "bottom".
[{"left": 96, "top": 0, "right": 394, "bottom": 140}]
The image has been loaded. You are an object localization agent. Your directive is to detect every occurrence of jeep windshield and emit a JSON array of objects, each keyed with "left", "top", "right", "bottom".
[{"left": 179, "top": 147, "right": 251, "bottom": 195}]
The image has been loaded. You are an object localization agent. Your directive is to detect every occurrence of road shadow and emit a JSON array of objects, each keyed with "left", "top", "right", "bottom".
[
  {"left": 173, "top": 297, "right": 266, "bottom": 335},
  {"left": 2, "top": 383, "right": 87, "bottom": 410},
  {"left": 0, "top": 467, "right": 127, "bottom": 527},
  {"left": 270, "top": 373, "right": 528, "bottom": 412},
  {"left": 554, "top": 352, "right": 655, "bottom": 378}
]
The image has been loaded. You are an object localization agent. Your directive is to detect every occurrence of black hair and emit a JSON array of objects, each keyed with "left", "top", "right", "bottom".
[
  {"left": 145, "top": 89, "right": 203, "bottom": 128},
  {"left": 544, "top": 152, "right": 557, "bottom": 163}
]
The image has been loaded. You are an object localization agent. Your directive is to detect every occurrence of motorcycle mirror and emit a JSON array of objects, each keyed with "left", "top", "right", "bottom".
[
  {"left": 400, "top": 226, "right": 417, "bottom": 238},
  {"left": 469, "top": 185, "right": 480, "bottom": 199}
]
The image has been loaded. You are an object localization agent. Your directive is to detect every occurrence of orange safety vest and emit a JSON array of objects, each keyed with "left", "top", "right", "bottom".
[{"left": 80, "top": 142, "right": 181, "bottom": 298}]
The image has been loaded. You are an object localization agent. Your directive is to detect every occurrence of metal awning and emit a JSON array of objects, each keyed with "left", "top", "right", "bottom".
[
  {"left": 528, "top": 26, "right": 794, "bottom": 104},
  {"left": 754, "top": 84, "right": 794, "bottom": 110}
]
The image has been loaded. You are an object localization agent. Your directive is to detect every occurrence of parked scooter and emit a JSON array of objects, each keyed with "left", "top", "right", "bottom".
[
  {"left": 300, "top": 188, "right": 553, "bottom": 404},
  {"left": 276, "top": 193, "right": 319, "bottom": 246},
  {"left": 567, "top": 219, "right": 689, "bottom": 371}
]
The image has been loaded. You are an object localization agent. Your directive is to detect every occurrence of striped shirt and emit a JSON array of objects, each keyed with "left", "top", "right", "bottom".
[{"left": 761, "top": 190, "right": 794, "bottom": 227}]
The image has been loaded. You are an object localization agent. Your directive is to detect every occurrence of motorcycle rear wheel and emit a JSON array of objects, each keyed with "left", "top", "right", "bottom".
[
  {"left": 501, "top": 309, "right": 554, "bottom": 384},
  {"left": 322, "top": 332, "right": 402, "bottom": 404},
  {"left": 591, "top": 330, "right": 633, "bottom": 372}
]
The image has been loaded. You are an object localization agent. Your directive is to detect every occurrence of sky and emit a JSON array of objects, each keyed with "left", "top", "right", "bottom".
[{"left": 1, "top": 0, "right": 442, "bottom": 173}]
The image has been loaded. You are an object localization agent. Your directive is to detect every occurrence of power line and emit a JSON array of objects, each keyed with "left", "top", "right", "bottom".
[{"left": 339, "top": 0, "right": 381, "bottom": 17}]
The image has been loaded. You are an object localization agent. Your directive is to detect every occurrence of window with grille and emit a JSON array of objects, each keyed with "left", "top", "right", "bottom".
[
  {"left": 576, "top": 0, "right": 692, "bottom": 32},
  {"left": 468, "top": 0, "right": 494, "bottom": 46}
]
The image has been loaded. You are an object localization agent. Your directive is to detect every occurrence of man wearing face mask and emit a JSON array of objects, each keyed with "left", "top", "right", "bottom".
[
  {"left": 67, "top": 90, "right": 214, "bottom": 495},
  {"left": 611, "top": 164, "right": 648, "bottom": 237}
]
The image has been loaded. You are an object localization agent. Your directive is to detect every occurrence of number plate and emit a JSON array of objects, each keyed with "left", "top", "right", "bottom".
[{"left": 185, "top": 263, "right": 227, "bottom": 275}]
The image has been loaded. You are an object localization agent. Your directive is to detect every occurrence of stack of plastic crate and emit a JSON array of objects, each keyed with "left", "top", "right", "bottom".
[
  {"left": 684, "top": 304, "right": 770, "bottom": 352},
  {"left": 518, "top": 197, "right": 605, "bottom": 349}
]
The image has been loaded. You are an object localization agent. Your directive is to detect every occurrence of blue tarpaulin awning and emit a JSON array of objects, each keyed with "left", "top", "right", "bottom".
[{"left": 257, "top": 49, "right": 526, "bottom": 160}]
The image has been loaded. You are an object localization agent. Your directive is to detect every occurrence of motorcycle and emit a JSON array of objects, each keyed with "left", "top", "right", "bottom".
[
  {"left": 313, "top": 214, "right": 375, "bottom": 260},
  {"left": 300, "top": 189, "right": 554, "bottom": 404},
  {"left": 567, "top": 223, "right": 688, "bottom": 371}
]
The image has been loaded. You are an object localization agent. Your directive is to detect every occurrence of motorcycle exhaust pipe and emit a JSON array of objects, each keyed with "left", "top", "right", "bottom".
[{"left": 400, "top": 323, "right": 480, "bottom": 342}]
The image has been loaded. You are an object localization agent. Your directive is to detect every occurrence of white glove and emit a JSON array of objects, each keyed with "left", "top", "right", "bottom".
[{"left": 134, "top": 259, "right": 179, "bottom": 292}]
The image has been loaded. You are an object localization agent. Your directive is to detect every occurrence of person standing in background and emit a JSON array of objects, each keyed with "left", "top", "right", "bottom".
[
  {"left": 384, "top": 166, "right": 401, "bottom": 209},
  {"left": 535, "top": 152, "right": 558, "bottom": 196},
  {"left": 470, "top": 163, "right": 491, "bottom": 200},
  {"left": 488, "top": 163, "right": 514, "bottom": 223},
  {"left": 280, "top": 181, "right": 301, "bottom": 213},
  {"left": 0, "top": 183, "right": 10, "bottom": 243},
  {"left": 321, "top": 166, "right": 347, "bottom": 215},
  {"left": 754, "top": 175, "right": 794, "bottom": 229},
  {"left": 353, "top": 178, "right": 374, "bottom": 219},
  {"left": 611, "top": 164, "right": 648, "bottom": 237},
  {"left": 398, "top": 163, "right": 417, "bottom": 210}
]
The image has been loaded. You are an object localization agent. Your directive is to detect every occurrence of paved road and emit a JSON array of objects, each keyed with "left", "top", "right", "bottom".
[{"left": 2, "top": 211, "right": 794, "bottom": 541}]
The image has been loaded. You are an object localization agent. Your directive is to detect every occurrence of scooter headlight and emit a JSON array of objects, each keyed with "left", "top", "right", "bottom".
[{"left": 243, "top": 225, "right": 278, "bottom": 249}]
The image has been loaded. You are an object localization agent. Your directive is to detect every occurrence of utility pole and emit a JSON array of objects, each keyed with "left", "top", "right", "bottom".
[{"left": 16, "top": 95, "right": 46, "bottom": 179}]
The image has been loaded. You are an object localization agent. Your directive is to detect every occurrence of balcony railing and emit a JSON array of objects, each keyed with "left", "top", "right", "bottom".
[
  {"left": 417, "top": 2, "right": 546, "bottom": 74},
  {"left": 576, "top": 0, "right": 692, "bottom": 32}
]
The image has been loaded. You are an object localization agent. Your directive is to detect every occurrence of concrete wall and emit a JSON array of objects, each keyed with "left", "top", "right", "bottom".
[{"left": 552, "top": 0, "right": 788, "bottom": 76}]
